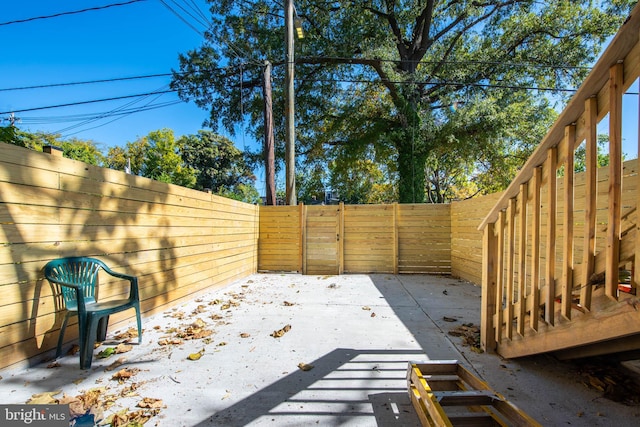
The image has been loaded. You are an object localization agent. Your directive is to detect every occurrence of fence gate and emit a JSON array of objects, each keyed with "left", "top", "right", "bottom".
[{"left": 303, "top": 205, "right": 343, "bottom": 275}]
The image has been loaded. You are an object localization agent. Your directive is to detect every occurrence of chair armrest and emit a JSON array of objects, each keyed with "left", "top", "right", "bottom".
[{"left": 100, "top": 265, "right": 140, "bottom": 302}]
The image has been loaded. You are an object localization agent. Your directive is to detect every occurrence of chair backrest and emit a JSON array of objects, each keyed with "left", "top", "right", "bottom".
[{"left": 44, "top": 257, "right": 105, "bottom": 310}]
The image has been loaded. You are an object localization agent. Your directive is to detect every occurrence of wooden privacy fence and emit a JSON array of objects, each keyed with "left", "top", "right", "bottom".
[
  {"left": 259, "top": 202, "right": 486, "bottom": 278},
  {"left": 478, "top": 3, "right": 640, "bottom": 359},
  {"left": 0, "top": 143, "right": 259, "bottom": 370}
]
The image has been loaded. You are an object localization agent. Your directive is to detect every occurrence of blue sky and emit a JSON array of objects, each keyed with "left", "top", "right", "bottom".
[
  {"left": 1, "top": 1, "right": 638, "bottom": 196},
  {"left": 0, "top": 1, "right": 217, "bottom": 144},
  {"left": 0, "top": 0, "right": 266, "bottom": 192}
]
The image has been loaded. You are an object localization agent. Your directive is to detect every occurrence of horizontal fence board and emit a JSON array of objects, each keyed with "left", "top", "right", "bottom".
[{"left": 0, "top": 142, "right": 258, "bottom": 369}]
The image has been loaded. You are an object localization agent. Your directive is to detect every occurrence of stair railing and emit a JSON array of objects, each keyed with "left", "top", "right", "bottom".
[{"left": 478, "top": 4, "right": 640, "bottom": 354}]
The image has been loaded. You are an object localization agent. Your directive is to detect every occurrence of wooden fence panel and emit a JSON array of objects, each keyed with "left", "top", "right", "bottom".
[
  {"left": 343, "top": 204, "right": 395, "bottom": 273},
  {"left": 450, "top": 193, "right": 503, "bottom": 284},
  {"left": 397, "top": 204, "right": 451, "bottom": 274},
  {"left": 258, "top": 205, "right": 302, "bottom": 272},
  {"left": 0, "top": 142, "right": 259, "bottom": 370},
  {"left": 304, "top": 205, "right": 340, "bottom": 275}
]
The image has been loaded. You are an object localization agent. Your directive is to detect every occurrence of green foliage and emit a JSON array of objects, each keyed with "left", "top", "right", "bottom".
[
  {"left": 329, "top": 150, "right": 396, "bottom": 204},
  {"left": 0, "top": 126, "right": 21, "bottom": 146},
  {"left": 105, "top": 138, "right": 149, "bottom": 174},
  {"left": 142, "top": 128, "right": 197, "bottom": 188},
  {"left": 172, "top": 0, "right": 635, "bottom": 203},
  {"left": 59, "top": 138, "right": 104, "bottom": 165},
  {"left": 296, "top": 164, "right": 327, "bottom": 204},
  {"left": 179, "top": 130, "right": 256, "bottom": 198}
]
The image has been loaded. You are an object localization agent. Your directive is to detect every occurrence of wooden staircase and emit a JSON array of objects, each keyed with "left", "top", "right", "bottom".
[
  {"left": 478, "top": 3, "right": 640, "bottom": 360},
  {"left": 495, "top": 226, "right": 640, "bottom": 359}
]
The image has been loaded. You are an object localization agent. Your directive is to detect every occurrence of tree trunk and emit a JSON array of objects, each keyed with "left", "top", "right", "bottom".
[
  {"left": 397, "top": 137, "right": 427, "bottom": 204},
  {"left": 262, "top": 61, "right": 276, "bottom": 205}
]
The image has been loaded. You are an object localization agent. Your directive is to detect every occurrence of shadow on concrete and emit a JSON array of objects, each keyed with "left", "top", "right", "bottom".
[{"left": 196, "top": 348, "right": 423, "bottom": 426}]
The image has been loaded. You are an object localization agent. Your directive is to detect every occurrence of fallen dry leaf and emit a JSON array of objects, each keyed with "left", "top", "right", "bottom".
[
  {"left": 47, "top": 362, "right": 61, "bottom": 368},
  {"left": 68, "top": 344, "right": 80, "bottom": 355},
  {"left": 283, "top": 301, "right": 295, "bottom": 306},
  {"left": 115, "top": 343, "right": 133, "bottom": 353},
  {"left": 298, "top": 363, "right": 314, "bottom": 371},
  {"left": 137, "top": 397, "right": 164, "bottom": 409},
  {"left": 176, "top": 318, "right": 214, "bottom": 340},
  {"left": 240, "top": 332, "right": 251, "bottom": 338},
  {"left": 270, "top": 324, "right": 292, "bottom": 338},
  {"left": 26, "top": 390, "right": 61, "bottom": 404},
  {"left": 192, "top": 304, "right": 207, "bottom": 314},
  {"left": 113, "top": 327, "right": 139, "bottom": 340},
  {"left": 158, "top": 338, "right": 184, "bottom": 346},
  {"left": 362, "top": 306, "right": 371, "bottom": 311},
  {"left": 187, "top": 349, "right": 205, "bottom": 360},
  {"left": 58, "top": 394, "right": 85, "bottom": 418},
  {"left": 112, "top": 367, "right": 139, "bottom": 383}
]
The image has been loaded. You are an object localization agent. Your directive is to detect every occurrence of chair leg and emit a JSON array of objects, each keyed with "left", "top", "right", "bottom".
[
  {"left": 56, "top": 313, "right": 72, "bottom": 358},
  {"left": 79, "top": 315, "right": 100, "bottom": 370},
  {"left": 97, "top": 316, "right": 109, "bottom": 342},
  {"left": 135, "top": 304, "right": 142, "bottom": 344}
]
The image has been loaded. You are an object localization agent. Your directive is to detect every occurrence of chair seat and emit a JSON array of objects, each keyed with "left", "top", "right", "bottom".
[{"left": 85, "top": 298, "right": 137, "bottom": 314}]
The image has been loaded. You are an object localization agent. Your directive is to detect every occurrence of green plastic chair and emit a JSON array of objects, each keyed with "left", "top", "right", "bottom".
[{"left": 44, "top": 257, "right": 142, "bottom": 369}]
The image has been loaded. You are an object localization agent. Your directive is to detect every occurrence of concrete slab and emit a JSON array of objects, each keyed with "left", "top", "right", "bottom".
[{"left": 1, "top": 273, "right": 639, "bottom": 426}]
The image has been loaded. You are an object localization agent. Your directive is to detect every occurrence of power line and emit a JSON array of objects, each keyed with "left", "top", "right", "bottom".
[
  {"left": 159, "top": 0, "right": 206, "bottom": 36},
  {"left": 308, "top": 56, "right": 593, "bottom": 71},
  {"left": 0, "top": 0, "right": 146, "bottom": 26},
  {"left": 0, "top": 73, "right": 173, "bottom": 92},
  {"left": 19, "top": 101, "right": 182, "bottom": 124},
  {"left": 0, "top": 90, "right": 177, "bottom": 114},
  {"left": 53, "top": 85, "right": 172, "bottom": 133},
  {"left": 301, "top": 77, "right": 581, "bottom": 93}
]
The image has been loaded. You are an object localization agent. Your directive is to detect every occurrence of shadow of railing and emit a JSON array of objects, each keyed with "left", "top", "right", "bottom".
[{"left": 194, "top": 348, "right": 424, "bottom": 427}]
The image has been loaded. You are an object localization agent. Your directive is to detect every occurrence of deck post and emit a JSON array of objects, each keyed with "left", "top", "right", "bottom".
[{"left": 481, "top": 222, "right": 498, "bottom": 352}]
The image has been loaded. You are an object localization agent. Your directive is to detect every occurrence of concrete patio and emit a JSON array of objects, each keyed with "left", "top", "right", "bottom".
[{"left": 1, "top": 273, "right": 639, "bottom": 426}]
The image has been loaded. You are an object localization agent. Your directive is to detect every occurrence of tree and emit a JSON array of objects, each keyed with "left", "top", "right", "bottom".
[
  {"left": 179, "top": 130, "right": 257, "bottom": 199},
  {"left": 142, "top": 128, "right": 197, "bottom": 187},
  {"left": 59, "top": 138, "right": 104, "bottom": 166},
  {"left": 105, "top": 137, "right": 149, "bottom": 174},
  {"left": 0, "top": 126, "right": 21, "bottom": 146},
  {"left": 172, "top": 0, "right": 634, "bottom": 203},
  {"left": 2, "top": 128, "right": 105, "bottom": 164}
]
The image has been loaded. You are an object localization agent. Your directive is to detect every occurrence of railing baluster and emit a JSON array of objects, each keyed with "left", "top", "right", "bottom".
[
  {"left": 606, "top": 63, "right": 624, "bottom": 300},
  {"left": 545, "top": 147, "right": 558, "bottom": 326},
  {"left": 495, "top": 210, "right": 505, "bottom": 344},
  {"left": 517, "top": 183, "right": 528, "bottom": 336},
  {"left": 530, "top": 167, "right": 542, "bottom": 332},
  {"left": 562, "top": 125, "right": 576, "bottom": 320},
  {"left": 506, "top": 199, "right": 516, "bottom": 340},
  {"left": 581, "top": 97, "right": 598, "bottom": 311}
]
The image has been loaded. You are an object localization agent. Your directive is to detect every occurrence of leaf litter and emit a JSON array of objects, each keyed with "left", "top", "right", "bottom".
[{"left": 270, "top": 324, "right": 292, "bottom": 338}]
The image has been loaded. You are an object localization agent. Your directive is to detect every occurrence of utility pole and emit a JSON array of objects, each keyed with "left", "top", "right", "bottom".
[
  {"left": 284, "top": 0, "right": 296, "bottom": 205},
  {"left": 4, "top": 112, "right": 20, "bottom": 126},
  {"left": 263, "top": 60, "right": 276, "bottom": 205}
]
